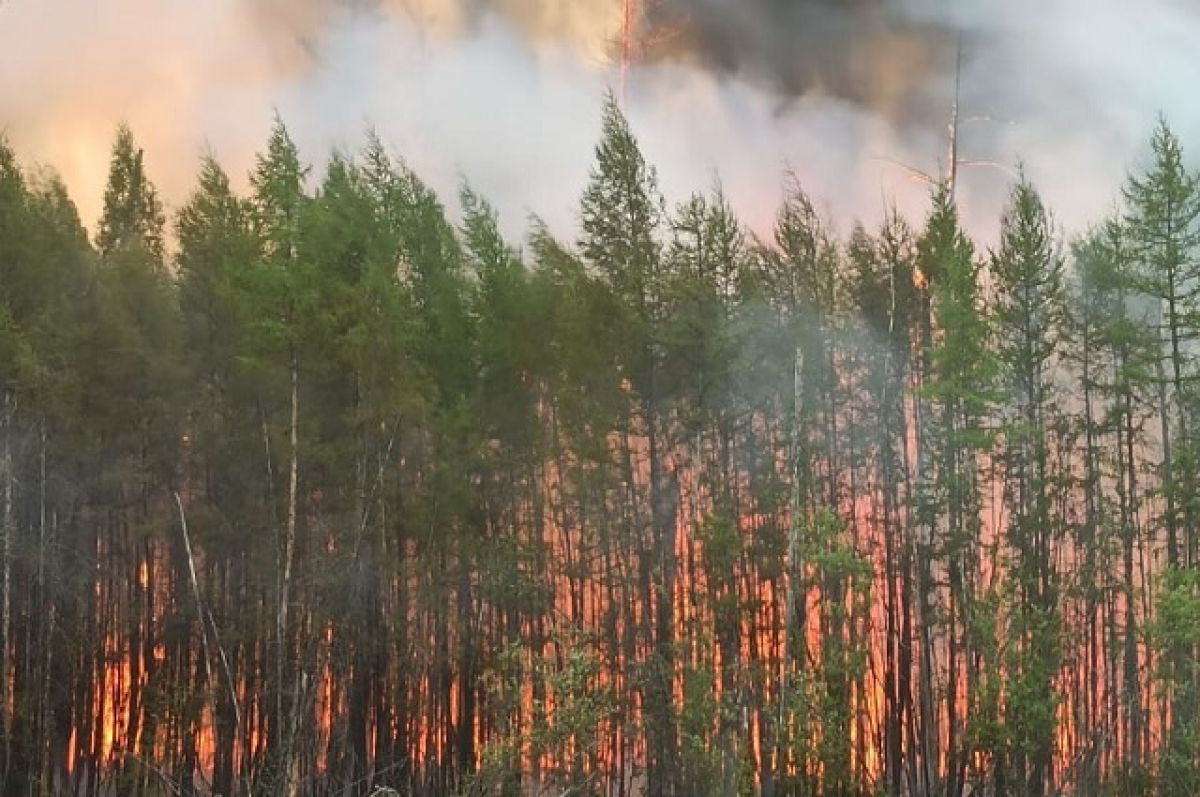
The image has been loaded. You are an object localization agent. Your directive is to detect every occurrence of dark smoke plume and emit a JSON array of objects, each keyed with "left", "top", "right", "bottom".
[
  {"left": 639, "top": 0, "right": 955, "bottom": 122},
  {"left": 3, "top": 0, "right": 1199, "bottom": 241}
]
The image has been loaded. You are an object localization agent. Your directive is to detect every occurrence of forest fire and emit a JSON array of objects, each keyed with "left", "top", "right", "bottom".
[{"left": 2, "top": 0, "right": 1200, "bottom": 795}]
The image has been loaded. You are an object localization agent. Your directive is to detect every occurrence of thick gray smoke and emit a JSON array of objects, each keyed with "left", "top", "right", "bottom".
[
  {"left": 0, "top": 0, "right": 1196, "bottom": 243},
  {"left": 643, "top": 0, "right": 953, "bottom": 123}
]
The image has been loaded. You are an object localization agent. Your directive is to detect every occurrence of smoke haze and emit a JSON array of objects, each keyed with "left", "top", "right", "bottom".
[{"left": 1, "top": 0, "right": 1196, "bottom": 242}]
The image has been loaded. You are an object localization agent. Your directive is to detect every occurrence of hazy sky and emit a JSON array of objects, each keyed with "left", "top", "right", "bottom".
[{"left": 2, "top": 0, "right": 1198, "bottom": 243}]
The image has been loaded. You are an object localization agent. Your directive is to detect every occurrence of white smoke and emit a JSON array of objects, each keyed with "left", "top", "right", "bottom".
[{"left": 0, "top": 0, "right": 1195, "bottom": 246}]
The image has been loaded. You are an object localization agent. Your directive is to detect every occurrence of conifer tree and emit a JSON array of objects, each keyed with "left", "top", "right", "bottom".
[
  {"left": 1122, "top": 119, "right": 1200, "bottom": 789},
  {"left": 917, "top": 182, "right": 995, "bottom": 797},
  {"left": 990, "top": 175, "right": 1065, "bottom": 795},
  {"left": 579, "top": 91, "right": 679, "bottom": 796},
  {"left": 96, "top": 123, "right": 165, "bottom": 263},
  {"left": 249, "top": 115, "right": 311, "bottom": 794}
]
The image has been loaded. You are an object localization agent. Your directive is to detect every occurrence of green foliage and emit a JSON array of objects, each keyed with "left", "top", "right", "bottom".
[
  {"left": 1122, "top": 118, "right": 1200, "bottom": 304},
  {"left": 536, "top": 633, "right": 616, "bottom": 792},
  {"left": 5, "top": 101, "right": 1200, "bottom": 797},
  {"left": 922, "top": 183, "right": 995, "bottom": 416},
  {"left": 774, "top": 508, "right": 873, "bottom": 795},
  {"left": 580, "top": 91, "right": 664, "bottom": 314},
  {"left": 992, "top": 174, "right": 1065, "bottom": 401},
  {"left": 96, "top": 123, "right": 166, "bottom": 263},
  {"left": 1150, "top": 568, "right": 1200, "bottom": 795}
]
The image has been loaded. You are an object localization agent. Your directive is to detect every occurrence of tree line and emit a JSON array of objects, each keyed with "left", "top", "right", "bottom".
[{"left": 2, "top": 96, "right": 1200, "bottom": 796}]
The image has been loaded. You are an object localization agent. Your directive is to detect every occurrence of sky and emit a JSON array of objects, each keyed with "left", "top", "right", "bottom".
[{"left": 2, "top": 0, "right": 1199, "bottom": 245}]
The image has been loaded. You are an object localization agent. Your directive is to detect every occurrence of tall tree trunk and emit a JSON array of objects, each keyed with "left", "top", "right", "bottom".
[
  {"left": 277, "top": 350, "right": 300, "bottom": 796},
  {"left": 0, "top": 391, "right": 12, "bottom": 790}
]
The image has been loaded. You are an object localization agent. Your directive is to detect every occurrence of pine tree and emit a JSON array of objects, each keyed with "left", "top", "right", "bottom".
[
  {"left": 757, "top": 175, "right": 847, "bottom": 794},
  {"left": 175, "top": 152, "right": 262, "bottom": 796},
  {"left": 1074, "top": 218, "right": 1158, "bottom": 786},
  {"left": 76, "top": 123, "right": 184, "bottom": 792},
  {"left": 579, "top": 91, "right": 678, "bottom": 796},
  {"left": 917, "top": 182, "right": 996, "bottom": 797},
  {"left": 1122, "top": 119, "right": 1200, "bottom": 789},
  {"left": 96, "top": 123, "right": 165, "bottom": 263},
  {"left": 990, "top": 175, "right": 1065, "bottom": 795},
  {"left": 248, "top": 115, "right": 311, "bottom": 795},
  {"left": 0, "top": 137, "right": 31, "bottom": 792},
  {"left": 664, "top": 186, "right": 747, "bottom": 796},
  {"left": 1123, "top": 119, "right": 1200, "bottom": 568},
  {"left": 847, "top": 210, "right": 919, "bottom": 795}
]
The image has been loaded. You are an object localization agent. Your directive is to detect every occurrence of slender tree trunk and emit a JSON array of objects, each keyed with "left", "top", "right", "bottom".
[
  {"left": 276, "top": 350, "right": 300, "bottom": 796},
  {"left": 0, "top": 391, "right": 12, "bottom": 790}
]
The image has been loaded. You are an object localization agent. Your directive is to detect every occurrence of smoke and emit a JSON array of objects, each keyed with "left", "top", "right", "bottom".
[
  {"left": 0, "top": 0, "right": 1197, "bottom": 245},
  {"left": 642, "top": 0, "right": 953, "bottom": 121}
]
